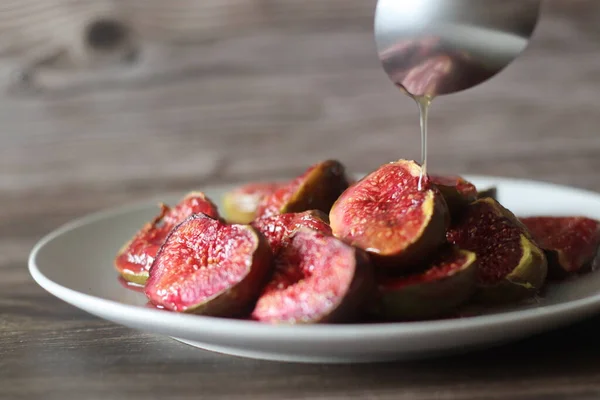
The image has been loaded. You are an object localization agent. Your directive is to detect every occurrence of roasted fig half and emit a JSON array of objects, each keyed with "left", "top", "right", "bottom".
[
  {"left": 255, "top": 160, "right": 351, "bottom": 219},
  {"left": 222, "top": 181, "right": 283, "bottom": 224},
  {"left": 251, "top": 210, "right": 332, "bottom": 254},
  {"left": 430, "top": 174, "right": 477, "bottom": 217},
  {"left": 251, "top": 228, "right": 374, "bottom": 324},
  {"left": 114, "top": 192, "right": 220, "bottom": 285},
  {"left": 374, "top": 246, "right": 477, "bottom": 320},
  {"left": 447, "top": 198, "right": 547, "bottom": 303},
  {"left": 145, "top": 213, "right": 272, "bottom": 316},
  {"left": 521, "top": 216, "right": 600, "bottom": 278},
  {"left": 329, "top": 159, "right": 449, "bottom": 269}
]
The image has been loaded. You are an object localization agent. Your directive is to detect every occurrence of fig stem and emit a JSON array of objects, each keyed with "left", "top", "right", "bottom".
[{"left": 413, "top": 95, "right": 432, "bottom": 191}]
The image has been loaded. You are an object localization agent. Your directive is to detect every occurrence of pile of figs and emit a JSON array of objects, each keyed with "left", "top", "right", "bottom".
[{"left": 114, "top": 159, "right": 600, "bottom": 323}]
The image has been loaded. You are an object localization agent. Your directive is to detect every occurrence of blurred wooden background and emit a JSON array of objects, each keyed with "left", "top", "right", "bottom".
[
  {"left": 2, "top": 0, "right": 600, "bottom": 236},
  {"left": 3, "top": 2, "right": 600, "bottom": 398}
]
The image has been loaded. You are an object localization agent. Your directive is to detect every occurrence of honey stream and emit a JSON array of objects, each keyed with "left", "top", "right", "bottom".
[{"left": 413, "top": 94, "right": 433, "bottom": 191}]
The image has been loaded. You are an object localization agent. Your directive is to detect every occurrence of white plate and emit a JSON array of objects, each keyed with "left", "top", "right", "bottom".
[{"left": 29, "top": 175, "right": 600, "bottom": 363}]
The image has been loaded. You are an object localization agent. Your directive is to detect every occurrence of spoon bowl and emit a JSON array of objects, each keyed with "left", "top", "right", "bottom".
[{"left": 374, "top": 0, "right": 542, "bottom": 97}]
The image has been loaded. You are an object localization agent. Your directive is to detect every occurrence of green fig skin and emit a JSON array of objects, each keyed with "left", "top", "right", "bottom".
[
  {"left": 477, "top": 187, "right": 498, "bottom": 201},
  {"left": 447, "top": 198, "right": 548, "bottom": 304},
  {"left": 256, "top": 160, "right": 351, "bottom": 219},
  {"left": 374, "top": 248, "right": 477, "bottom": 320},
  {"left": 430, "top": 175, "right": 478, "bottom": 218},
  {"left": 222, "top": 182, "right": 283, "bottom": 224},
  {"left": 474, "top": 235, "right": 547, "bottom": 304}
]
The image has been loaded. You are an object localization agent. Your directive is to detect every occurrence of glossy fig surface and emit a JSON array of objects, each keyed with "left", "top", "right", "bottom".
[
  {"left": 251, "top": 228, "right": 374, "bottom": 324},
  {"left": 521, "top": 216, "right": 600, "bottom": 278},
  {"left": 145, "top": 213, "right": 272, "bottom": 316},
  {"left": 115, "top": 192, "right": 220, "bottom": 285},
  {"left": 255, "top": 160, "right": 351, "bottom": 219},
  {"left": 329, "top": 159, "right": 449, "bottom": 269},
  {"left": 447, "top": 198, "right": 547, "bottom": 303},
  {"left": 251, "top": 210, "right": 332, "bottom": 254}
]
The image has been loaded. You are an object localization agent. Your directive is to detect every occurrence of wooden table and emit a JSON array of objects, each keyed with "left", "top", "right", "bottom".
[{"left": 3, "top": 1, "right": 600, "bottom": 399}]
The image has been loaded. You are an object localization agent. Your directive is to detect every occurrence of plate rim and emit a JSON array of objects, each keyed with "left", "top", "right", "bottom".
[{"left": 28, "top": 174, "right": 600, "bottom": 342}]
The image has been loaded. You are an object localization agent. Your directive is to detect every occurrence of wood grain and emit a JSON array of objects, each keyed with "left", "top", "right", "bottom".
[{"left": 3, "top": 1, "right": 600, "bottom": 399}]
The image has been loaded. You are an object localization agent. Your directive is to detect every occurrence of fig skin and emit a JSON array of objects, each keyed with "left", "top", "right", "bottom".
[
  {"left": 430, "top": 175, "right": 478, "bottom": 217},
  {"left": 521, "top": 216, "right": 600, "bottom": 279},
  {"left": 447, "top": 197, "right": 547, "bottom": 304},
  {"left": 480, "top": 235, "right": 548, "bottom": 303},
  {"left": 251, "top": 228, "right": 375, "bottom": 324},
  {"left": 114, "top": 192, "right": 220, "bottom": 285},
  {"left": 144, "top": 213, "right": 273, "bottom": 317},
  {"left": 477, "top": 187, "right": 497, "bottom": 200},
  {"left": 374, "top": 246, "right": 477, "bottom": 320},
  {"left": 251, "top": 210, "right": 332, "bottom": 255},
  {"left": 222, "top": 181, "right": 283, "bottom": 224},
  {"left": 255, "top": 160, "right": 351, "bottom": 219},
  {"left": 329, "top": 159, "right": 450, "bottom": 270}
]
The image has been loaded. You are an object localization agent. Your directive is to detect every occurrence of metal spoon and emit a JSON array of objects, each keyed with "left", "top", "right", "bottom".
[{"left": 374, "top": 0, "right": 542, "bottom": 98}]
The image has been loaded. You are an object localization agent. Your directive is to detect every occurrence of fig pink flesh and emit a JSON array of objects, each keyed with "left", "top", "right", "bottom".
[
  {"left": 116, "top": 194, "right": 220, "bottom": 278},
  {"left": 447, "top": 202, "right": 523, "bottom": 285},
  {"left": 331, "top": 163, "right": 431, "bottom": 255},
  {"left": 430, "top": 175, "right": 477, "bottom": 197},
  {"left": 115, "top": 222, "right": 170, "bottom": 277},
  {"left": 255, "top": 165, "right": 319, "bottom": 218},
  {"left": 145, "top": 216, "right": 258, "bottom": 312},
  {"left": 251, "top": 211, "right": 332, "bottom": 254},
  {"left": 251, "top": 230, "right": 356, "bottom": 323},
  {"left": 521, "top": 216, "right": 600, "bottom": 272},
  {"left": 163, "top": 193, "right": 219, "bottom": 226}
]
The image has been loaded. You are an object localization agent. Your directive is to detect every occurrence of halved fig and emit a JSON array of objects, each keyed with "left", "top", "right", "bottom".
[
  {"left": 329, "top": 159, "right": 449, "bottom": 269},
  {"left": 114, "top": 192, "right": 220, "bottom": 285},
  {"left": 374, "top": 246, "right": 477, "bottom": 320},
  {"left": 222, "top": 181, "right": 283, "bottom": 224},
  {"left": 145, "top": 213, "right": 272, "bottom": 316},
  {"left": 520, "top": 216, "right": 600, "bottom": 278},
  {"left": 255, "top": 160, "right": 351, "bottom": 219},
  {"left": 477, "top": 187, "right": 497, "bottom": 200},
  {"left": 447, "top": 198, "right": 547, "bottom": 303},
  {"left": 430, "top": 174, "right": 477, "bottom": 216},
  {"left": 251, "top": 210, "right": 332, "bottom": 254},
  {"left": 251, "top": 228, "right": 374, "bottom": 324}
]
